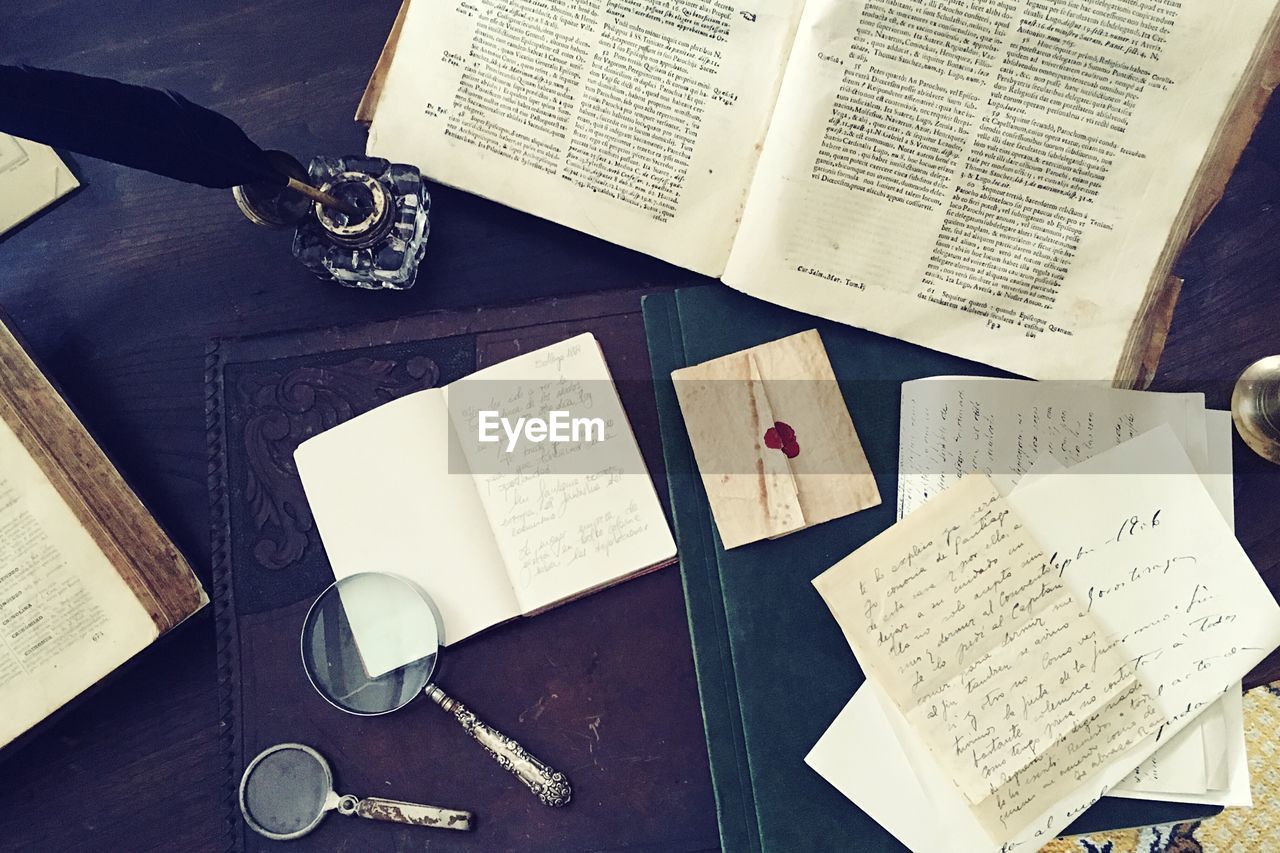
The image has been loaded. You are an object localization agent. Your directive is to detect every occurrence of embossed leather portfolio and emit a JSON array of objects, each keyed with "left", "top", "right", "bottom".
[{"left": 207, "top": 288, "right": 718, "bottom": 851}]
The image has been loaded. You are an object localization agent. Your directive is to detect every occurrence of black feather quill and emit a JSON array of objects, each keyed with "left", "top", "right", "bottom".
[{"left": 0, "top": 63, "right": 285, "bottom": 189}]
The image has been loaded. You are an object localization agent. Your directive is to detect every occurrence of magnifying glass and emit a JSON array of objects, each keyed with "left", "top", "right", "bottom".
[
  {"left": 301, "top": 572, "right": 572, "bottom": 807},
  {"left": 239, "top": 742, "right": 472, "bottom": 840}
]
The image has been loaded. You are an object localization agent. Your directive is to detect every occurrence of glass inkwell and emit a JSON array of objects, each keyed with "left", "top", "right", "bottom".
[
  {"left": 233, "top": 152, "right": 430, "bottom": 291},
  {"left": 1233, "top": 356, "right": 1280, "bottom": 465}
]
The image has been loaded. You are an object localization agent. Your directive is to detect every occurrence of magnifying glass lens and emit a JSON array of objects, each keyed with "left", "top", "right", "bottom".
[
  {"left": 301, "top": 573, "right": 441, "bottom": 715},
  {"left": 242, "top": 746, "right": 331, "bottom": 838}
]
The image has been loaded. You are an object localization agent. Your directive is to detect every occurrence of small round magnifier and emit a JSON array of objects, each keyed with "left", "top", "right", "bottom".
[
  {"left": 301, "top": 572, "right": 572, "bottom": 807},
  {"left": 239, "top": 743, "right": 472, "bottom": 840}
]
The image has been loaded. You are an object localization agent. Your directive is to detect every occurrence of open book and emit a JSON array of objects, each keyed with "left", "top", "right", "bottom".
[
  {"left": 361, "top": 0, "right": 1280, "bottom": 384},
  {"left": 294, "top": 333, "right": 676, "bottom": 646},
  {"left": 0, "top": 315, "right": 206, "bottom": 753}
]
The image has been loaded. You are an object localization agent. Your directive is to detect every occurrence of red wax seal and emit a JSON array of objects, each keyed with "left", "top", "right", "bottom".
[{"left": 763, "top": 421, "right": 800, "bottom": 459}]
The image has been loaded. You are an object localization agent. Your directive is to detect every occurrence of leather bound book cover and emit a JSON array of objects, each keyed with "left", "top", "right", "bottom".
[{"left": 206, "top": 288, "right": 717, "bottom": 852}]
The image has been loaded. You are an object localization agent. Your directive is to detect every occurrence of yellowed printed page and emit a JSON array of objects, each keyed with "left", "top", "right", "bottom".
[
  {"left": 0, "top": 414, "right": 155, "bottom": 748},
  {"left": 814, "top": 475, "right": 1163, "bottom": 839},
  {"left": 367, "top": 0, "right": 806, "bottom": 275},
  {"left": 724, "top": 0, "right": 1279, "bottom": 379}
]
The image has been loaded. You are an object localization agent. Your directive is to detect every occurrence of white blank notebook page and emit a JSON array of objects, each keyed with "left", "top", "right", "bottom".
[{"left": 294, "top": 389, "right": 518, "bottom": 645}]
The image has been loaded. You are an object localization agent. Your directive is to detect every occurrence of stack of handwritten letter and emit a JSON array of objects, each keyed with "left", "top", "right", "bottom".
[{"left": 805, "top": 380, "right": 1280, "bottom": 852}]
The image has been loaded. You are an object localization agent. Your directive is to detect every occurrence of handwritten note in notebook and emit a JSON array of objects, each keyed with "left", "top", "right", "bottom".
[
  {"left": 445, "top": 334, "right": 676, "bottom": 614},
  {"left": 815, "top": 475, "right": 1164, "bottom": 837},
  {"left": 296, "top": 333, "right": 675, "bottom": 670},
  {"left": 812, "top": 428, "right": 1280, "bottom": 851}
]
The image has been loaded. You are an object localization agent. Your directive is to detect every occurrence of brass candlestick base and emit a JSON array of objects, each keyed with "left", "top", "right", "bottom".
[{"left": 1232, "top": 356, "right": 1280, "bottom": 464}]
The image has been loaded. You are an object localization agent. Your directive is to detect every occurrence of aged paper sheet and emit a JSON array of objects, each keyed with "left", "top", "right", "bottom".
[
  {"left": 897, "top": 380, "right": 1251, "bottom": 800},
  {"left": 672, "top": 329, "right": 880, "bottom": 549},
  {"left": 1111, "top": 410, "right": 1250, "bottom": 806},
  {"left": 811, "top": 428, "right": 1280, "bottom": 851},
  {"left": 897, "top": 378, "right": 1206, "bottom": 518},
  {"left": 1006, "top": 428, "right": 1279, "bottom": 761},
  {"left": 367, "top": 0, "right": 806, "bottom": 275},
  {"left": 0, "top": 413, "right": 155, "bottom": 748},
  {"left": 0, "top": 135, "right": 77, "bottom": 235},
  {"left": 723, "top": 0, "right": 1280, "bottom": 380},
  {"left": 808, "top": 411, "right": 1251, "bottom": 847},
  {"left": 815, "top": 475, "right": 1162, "bottom": 838}
]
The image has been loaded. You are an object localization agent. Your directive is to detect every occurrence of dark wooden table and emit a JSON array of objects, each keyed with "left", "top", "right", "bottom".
[{"left": 2, "top": 2, "right": 1280, "bottom": 850}]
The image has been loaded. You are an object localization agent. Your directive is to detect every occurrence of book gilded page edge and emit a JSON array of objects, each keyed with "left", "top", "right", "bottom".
[
  {"left": 356, "top": 0, "right": 412, "bottom": 124},
  {"left": 519, "top": 556, "right": 678, "bottom": 618},
  {"left": 0, "top": 315, "right": 205, "bottom": 633},
  {"left": 1116, "top": 7, "right": 1280, "bottom": 389}
]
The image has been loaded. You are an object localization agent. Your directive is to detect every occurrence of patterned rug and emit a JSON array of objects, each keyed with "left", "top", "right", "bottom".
[{"left": 1042, "top": 685, "right": 1280, "bottom": 852}]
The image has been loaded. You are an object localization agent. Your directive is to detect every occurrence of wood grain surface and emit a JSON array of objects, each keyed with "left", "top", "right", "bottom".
[{"left": 1, "top": 2, "right": 1279, "bottom": 850}]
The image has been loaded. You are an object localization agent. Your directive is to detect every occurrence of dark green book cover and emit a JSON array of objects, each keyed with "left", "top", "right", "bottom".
[{"left": 643, "top": 286, "right": 1218, "bottom": 852}]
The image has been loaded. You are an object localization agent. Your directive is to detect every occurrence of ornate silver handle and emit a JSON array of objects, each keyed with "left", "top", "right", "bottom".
[
  {"left": 425, "top": 684, "right": 572, "bottom": 807},
  {"left": 339, "top": 794, "right": 473, "bottom": 831}
]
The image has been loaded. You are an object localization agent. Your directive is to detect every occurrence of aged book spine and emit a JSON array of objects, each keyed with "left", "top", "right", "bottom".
[
  {"left": 0, "top": 314, "right": 205, "bottom": 632},
  {"left": 205, "top": 334, "right": 246, "bottom": 852},
  {"left": 354, "top": 0, "right": 411, "bottom": 124},
  {"left": 1114, "top": 8, "right": 1280, "bottom": 388}
]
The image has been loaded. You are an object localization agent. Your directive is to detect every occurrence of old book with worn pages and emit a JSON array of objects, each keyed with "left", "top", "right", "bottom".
[
  {"left": 0, "top": 314, "right": 206, "bottom": 753},
  {"left": 360, "top": 0, "right": 1280, "bottom": 385}
]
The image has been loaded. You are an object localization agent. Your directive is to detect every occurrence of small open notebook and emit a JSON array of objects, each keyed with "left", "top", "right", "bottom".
[{"left": 295, "top": 333, "right": 676, "bottom": 657}]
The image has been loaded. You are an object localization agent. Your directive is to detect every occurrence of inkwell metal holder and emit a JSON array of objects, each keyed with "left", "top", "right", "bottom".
[{"left": 233, "top": 151, "right": 430, "bottom": 291}]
